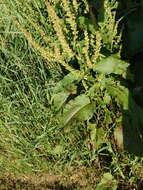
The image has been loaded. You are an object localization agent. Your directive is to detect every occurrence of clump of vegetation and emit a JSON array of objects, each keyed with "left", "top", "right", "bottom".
[{"left": 1, "top": 0, "right": 143, "bottom": 189}]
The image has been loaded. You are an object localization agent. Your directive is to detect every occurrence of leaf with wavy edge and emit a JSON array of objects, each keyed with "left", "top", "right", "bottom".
[
  {"left": 53, "top": 72, "right": 81, "bottom": 94},
  {"left": 93, "top": 55, "right": 129, "bottom": 75},
  {"left": 51, "top": 73, "right": 80, "bottom": 111},
  {"left": 60, "top": 94, "right": 95, "bottom": 126}
]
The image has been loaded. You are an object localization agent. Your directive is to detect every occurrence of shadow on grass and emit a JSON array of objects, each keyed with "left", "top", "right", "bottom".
[
  {"left": 121, "top": 1, "right": 143, "bottom": 156},
  {"left": 89, "top": 0, "right": 143, "bottom": 156},
  {"left": 0, "top": 176, "right": 77, "bottom": 190},
  {"left": 117, "top": 179, "right": 143, "bottom": 190},
  {"left": 123, "top": 92, "right": 143, "bottom": 156}
]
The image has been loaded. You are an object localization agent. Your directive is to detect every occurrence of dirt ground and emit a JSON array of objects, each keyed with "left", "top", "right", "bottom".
[
  {"left": 0, "top": 167, "right": 98, "bottom": 190},
  {"left": 1, "top": 166, "right": 143, "bottom": 190}
]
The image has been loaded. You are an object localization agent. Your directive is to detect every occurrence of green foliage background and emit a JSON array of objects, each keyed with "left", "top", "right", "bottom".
[{"left": 0, "top": 0, "right": 143, "bottom": 189}]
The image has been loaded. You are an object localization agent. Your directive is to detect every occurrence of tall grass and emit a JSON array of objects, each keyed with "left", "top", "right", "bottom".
[
  {"left": 0, "top": 2, "right": 59, "bottom": 173},
  {"left": 0, "top": 2, "right": 92, "bottom": 175},
  {"left": 0, "top": 0, "right": 143, "bottom": 189}
]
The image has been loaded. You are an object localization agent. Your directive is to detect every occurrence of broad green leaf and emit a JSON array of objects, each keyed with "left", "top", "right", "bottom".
[
  {"left": 60, "top": 94, "right": 94, "bottom": 125},
  {"left": 75, "top": 102, "right": 95, "bottom": 121},
  {"left": 53, "top": 73, "right": 80, "bottom": 94},
  {"left": 93, "top": 56, "right": 129, "bottom": 75},
  {"left": 51, "top": 73, "right": 79, "bottom": 111},
  {"left": 107, "top": 83, "right": 129, "bottom": 109},
  {"left": 51, "top": 92, "right": 70, "bottom": 111},
  {"left": 96, "top": 173, "right": 117, "bottom": 190}
]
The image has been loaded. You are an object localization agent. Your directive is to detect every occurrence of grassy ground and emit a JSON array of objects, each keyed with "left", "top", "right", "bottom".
[{"left": 0, "top": 1, "right": 143, "bottom": 189}]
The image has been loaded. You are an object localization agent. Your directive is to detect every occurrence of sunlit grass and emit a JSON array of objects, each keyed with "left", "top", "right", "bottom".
[{"left": 0, "top": 1, "right": 143, "bottom": 189}]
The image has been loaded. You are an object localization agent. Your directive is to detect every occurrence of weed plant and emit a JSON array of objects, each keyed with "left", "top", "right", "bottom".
[{"left": 0, "top": 0, "right": 143, "bottom": 189}]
